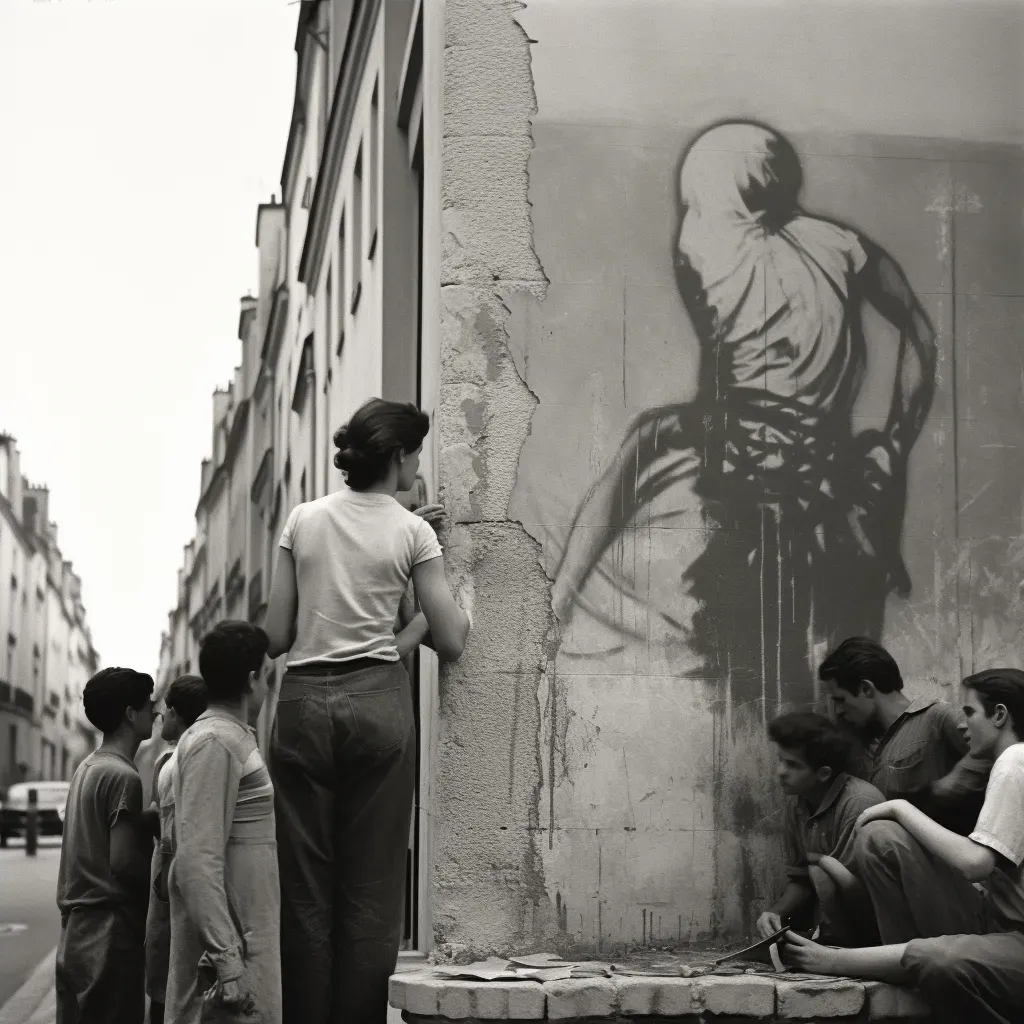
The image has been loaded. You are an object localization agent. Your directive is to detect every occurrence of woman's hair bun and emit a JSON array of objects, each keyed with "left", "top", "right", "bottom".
[
  {"left": 331, "top": 397, "right": 431, "bottom": 490},
  {"left": 333, "top": 445, "right": 369, "bottom": 472}
]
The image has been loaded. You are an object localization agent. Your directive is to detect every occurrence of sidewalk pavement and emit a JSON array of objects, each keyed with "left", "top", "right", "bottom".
[
  {"left": 0, "top": 947, "right": 420, "bottom": 1023},
  {"left": 0, "top": 947, "right": 55, "bottom": 1024}
]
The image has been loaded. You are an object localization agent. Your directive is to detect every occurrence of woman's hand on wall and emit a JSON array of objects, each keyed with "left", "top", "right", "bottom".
[{"left": 412, "top": 503, "right": 446, "bottom": 537}]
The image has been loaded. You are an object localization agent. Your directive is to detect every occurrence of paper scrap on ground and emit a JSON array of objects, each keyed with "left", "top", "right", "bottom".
[
  {"left": 714, "top": 927, "right": 789, "bottom": 973},
  {"left": 432, "top": 958, "right": 520, "bottom": 981},
  {"left": 507, "top": 953, "right": 574, "bottom": 968}
]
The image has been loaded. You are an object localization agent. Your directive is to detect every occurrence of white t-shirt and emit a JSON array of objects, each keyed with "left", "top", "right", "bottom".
[
  {"left": 971, "top": 741, "right": 1024, "bottom": 929},
  {"left": 279, "top": 488, "right": 442, "bottom": 666}
]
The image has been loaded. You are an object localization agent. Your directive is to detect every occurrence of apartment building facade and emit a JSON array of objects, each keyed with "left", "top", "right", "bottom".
[
  {"left": 0, "top": 435, "right": 100, "bottom": 793},
  {"left": 154, "top": 0, "right": 441, "bottom": 946}
]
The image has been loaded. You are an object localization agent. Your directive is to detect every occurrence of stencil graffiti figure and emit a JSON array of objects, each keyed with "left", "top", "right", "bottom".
[{"left": 552, "top": 121, "right": 937, "bottom": 704}]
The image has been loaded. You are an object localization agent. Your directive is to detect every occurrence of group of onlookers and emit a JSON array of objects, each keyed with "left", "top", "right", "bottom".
[
  {"left": 54, "top": 398, "right": 470, "bottom": 1024},
  {"left": 761, "top": 637, "right": 1024, "bottom": 1023}
]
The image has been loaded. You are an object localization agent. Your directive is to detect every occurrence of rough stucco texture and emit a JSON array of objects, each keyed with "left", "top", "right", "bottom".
[{"left": 435, "top": 0, "right": 557, "bottom": 954}]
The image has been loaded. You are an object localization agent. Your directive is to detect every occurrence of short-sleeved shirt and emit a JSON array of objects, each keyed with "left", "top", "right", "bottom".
[
  {"left": 868, "top": 696, "right": 970, "bottom": 798},
  {"left": 784, "top": 773, "right": 886, "bottom": 882},
  {"left": 279, "top": 488, "right": 442, "bottom": 666},
  {"left": 971, "top": 742, "right": 1024, "bottom": 930},
  {"left": 56, "top": 749, "right": 148, "bottom": 913}
]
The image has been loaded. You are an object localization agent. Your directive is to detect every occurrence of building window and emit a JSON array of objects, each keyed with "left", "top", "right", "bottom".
[
  {"left": 368, "top": 79, "right": 379, "bottom": 259},
  {"left": 350, "top": 144, "right": 363, "bottom": 314}
]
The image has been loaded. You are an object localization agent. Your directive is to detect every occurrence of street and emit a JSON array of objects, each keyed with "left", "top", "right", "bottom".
[{"left": 0, "top": 840, "right": 60, "bottom": 1010}]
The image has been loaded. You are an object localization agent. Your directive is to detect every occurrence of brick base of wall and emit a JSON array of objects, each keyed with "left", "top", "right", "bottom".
[{"left": 389, "top": 971, "right": 936, "bottom": 1021}]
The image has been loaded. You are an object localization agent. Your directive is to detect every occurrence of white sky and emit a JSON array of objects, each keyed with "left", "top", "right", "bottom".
[{"left": 0, "top": 0, "right": 297, "bottom": 675}]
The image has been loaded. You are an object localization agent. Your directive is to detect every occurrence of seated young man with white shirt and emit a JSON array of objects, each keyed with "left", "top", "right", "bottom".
[{"left": 783, "top": 668, "right": 1024, "bottom": 1024}]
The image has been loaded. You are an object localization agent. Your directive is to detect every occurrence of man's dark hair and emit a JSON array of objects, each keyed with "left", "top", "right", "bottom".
[
  {"left": 964, "top": 668, "right": 1024, "bottom": 739},
  {"left": 333, "top": 397, "right": 430, "bottom": 490},
  {"left": 818, "top": 636, "right": 904, "bottom": 696},
  {"left": 768, "top": 711, "right": 853, "bottom": 777},
  {"left": 82, "top": 667, "right": 154, "bottom": 734},
  {"left": 164, "top": 674, "right": 208, "bottom": 728},
  {"left": 198, "top": 621, "right": 270, "bottom": 701}
]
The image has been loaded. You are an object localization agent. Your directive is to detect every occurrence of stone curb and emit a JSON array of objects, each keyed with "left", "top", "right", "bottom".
[
  {"left": 389, "top": 969, "right": 933, "bottom": 1019},
  {"left": 0, "top": 947, "right": 57, "bottom": 1024}
]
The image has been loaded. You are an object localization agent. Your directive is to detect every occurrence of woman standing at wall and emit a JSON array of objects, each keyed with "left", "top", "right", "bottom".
[{"left": 263, "top": 397, "right": 471, "bottom": 1024}]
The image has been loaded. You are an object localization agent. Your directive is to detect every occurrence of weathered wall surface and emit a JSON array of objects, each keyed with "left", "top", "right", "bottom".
[
  {"left": 436, "top": 0, "right": 1024, "bottom": 954},
  {"left": 433, "top": 0, "right": 557, "bottom": 954}
]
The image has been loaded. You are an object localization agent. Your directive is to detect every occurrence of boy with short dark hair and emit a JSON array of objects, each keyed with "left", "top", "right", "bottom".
[
  {"left": 145, "top": 674, "right": 207, "bottom": 1024},
  {"left": 56, "top": 666, "right": 156, "bottom": 1024},
  {"left": 758, "top": 711, "right": 885, "bottom": 945}
]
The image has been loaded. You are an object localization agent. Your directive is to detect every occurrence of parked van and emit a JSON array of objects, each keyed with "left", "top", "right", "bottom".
[{"left": 0, "top": 780, "right": 71, "bottom": 846}]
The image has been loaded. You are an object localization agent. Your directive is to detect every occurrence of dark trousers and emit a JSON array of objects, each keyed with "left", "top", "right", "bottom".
[
  {"left": 271, "top": 661, "right": 417, "bottom": 1024},
  {"left": 855, "top": 821, "right": 1024, "bottom": 1023},
  {"left": 56, "top": 905, "right": 146, "bottom": 1024}
]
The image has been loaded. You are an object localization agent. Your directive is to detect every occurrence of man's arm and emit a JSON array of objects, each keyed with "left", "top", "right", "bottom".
[
  {"left": 110, "top": 818, "right": 151, "bottom": 891},
  {"left": 858, "top": 800, "right": 997, "bottom": 882},
  {"left": 105, "top": 771, "right": 151, "bottom": 897},
  {"left": 829, "top": 787, "right": 885, "bottom": 866},
  {"left": 758, "top": 803, "right": 814, "bottom": 938},
  {"left": 903, "top": 706, "right": 989, "bottom": 835}
]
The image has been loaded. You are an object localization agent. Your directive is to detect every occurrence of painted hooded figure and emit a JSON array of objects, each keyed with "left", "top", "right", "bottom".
[{"left": 552, "top": 121, "right": 936, "bottom": 704}]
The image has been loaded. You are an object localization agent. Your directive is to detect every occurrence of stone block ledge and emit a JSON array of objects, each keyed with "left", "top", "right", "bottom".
[{"left": 389, "top": 971, "right": 934, "bottom": 1021}]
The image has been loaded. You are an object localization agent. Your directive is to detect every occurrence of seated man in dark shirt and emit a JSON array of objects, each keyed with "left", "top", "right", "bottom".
[
  {"left": 756, "top": 712, "right": 885, "bottom": 946},
  {"left": 818, "top": 637, "right": 989, "bottom": 834}
]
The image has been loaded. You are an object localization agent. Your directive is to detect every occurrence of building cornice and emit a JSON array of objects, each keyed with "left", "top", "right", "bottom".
[
  {"left": 280, "top": 1, "right": 320, "bottom": 198},
  {"left": 396, "top": 0, "right": 423, "bottom": 131},
  {"left": 298, "top": 0, "right": 383, "bottom": 291},
  {"left": 260, "top": 285, "right": 290, "bottom": 365},
  {"left": 195, "top": 463, "right": 226, "bottom": 517},
  {"left": 0, "top": 492, "right": 33, "bottom": 552},
  {"left": 223, "top": 399, "right": 251, "bottom": 471},
  {"left": 251, "top": 446, "right": 274, "bottom": 505}
]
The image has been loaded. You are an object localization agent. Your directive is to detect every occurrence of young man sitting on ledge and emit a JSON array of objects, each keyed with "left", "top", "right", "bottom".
[
  {"left": 757, "top": 712, "right": 885, "bottom": 947},
  {"left": 783, "top": 668, "right": 1024, "bottom": 1024}
]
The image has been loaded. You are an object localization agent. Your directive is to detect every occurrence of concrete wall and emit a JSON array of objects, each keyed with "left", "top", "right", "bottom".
[{"left": 434, "top": 0, "right": 1024, "bottom": 954}]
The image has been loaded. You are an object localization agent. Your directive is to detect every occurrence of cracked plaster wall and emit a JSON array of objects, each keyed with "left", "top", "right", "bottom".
[{"left": 433, "top": 0, "right": 557, "bottom": 955}]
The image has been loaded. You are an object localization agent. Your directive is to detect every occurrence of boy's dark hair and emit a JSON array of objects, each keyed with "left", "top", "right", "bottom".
[
  {"left": 768, "top": 712, "right": 853, "bottom": 777},
  {"left": 964, "top": 668, "right": 1024, "bottom": 738},
  {"left": 82, "top": 667, "right": 154, "bottom": 734},
  {"left": 818, "top": 636, "right": 904, "bottom": 696},
  {"left": 164, "top": 674, "right": 208, "bottom": 728},
  {"left": 333, "top": 397, "right": 430, "bottom": 490},
  {"left": 198, "top": 621, "right": 270, "bottom": 701}
]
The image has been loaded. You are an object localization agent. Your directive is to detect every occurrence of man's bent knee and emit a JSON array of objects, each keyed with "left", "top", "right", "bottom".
[{"left": 853, "top": 819, "right": 913, "bottom": 868}]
